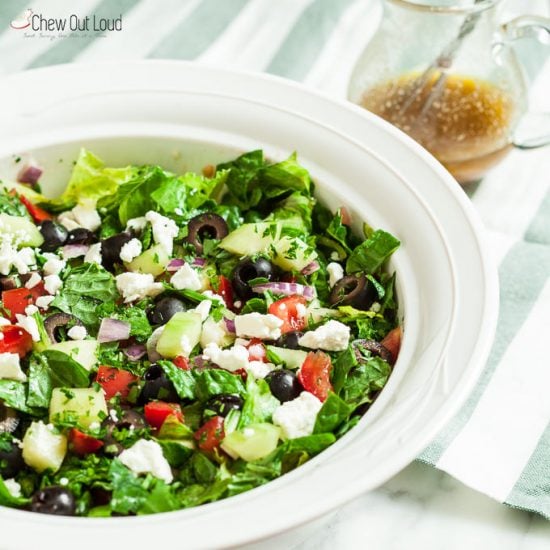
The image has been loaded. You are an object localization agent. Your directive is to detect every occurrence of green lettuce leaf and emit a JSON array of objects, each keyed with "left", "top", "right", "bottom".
[
  {"left": 341, "top": 357, "right": 391, "bottom": 407},
  {"left": 346, "top": 229, "right": 400, "bottom": 274},
  {"left": 313, "top": 392, "right": 352, "bottom": 434},
  {"left": 237, "top": 378, "right": 279, "bottom": 429}
]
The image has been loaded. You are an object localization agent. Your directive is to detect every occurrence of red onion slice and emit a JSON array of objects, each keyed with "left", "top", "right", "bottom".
[
  {"left": 251, "top": 282, "right": 315, "bottom": 300},
  {"left": 167, "top": 258, "right": 186, "bottom": 272},
  {"left": 62, "top": 244, "right": 90, "bottom": 259},
  {"left": 224, "top": 317, "right": 236, "bottom": 334},
  {"left": 193, "top": 257, "right": 206, "bottom": 267},
  {"left": 97, "top": 318, "right": 131, "bottom": 343},
  {"left": 124, "top": 344, "right": 147, "bottom": 361},
  {"left": 301, "top": 261, "right": 320, "bottom": 275},
  {"left": 17, "top": 163, "right": 42, "bottom": 185}
]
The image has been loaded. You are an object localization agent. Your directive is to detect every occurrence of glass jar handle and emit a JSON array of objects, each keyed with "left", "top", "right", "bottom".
[{"left": 499, "top": 16, "right": 550, "bottom": 149}]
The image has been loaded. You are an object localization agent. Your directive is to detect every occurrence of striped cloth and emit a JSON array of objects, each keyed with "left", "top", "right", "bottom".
[{"left": 2, "top": 0, "right": 550, "bottom": 519}]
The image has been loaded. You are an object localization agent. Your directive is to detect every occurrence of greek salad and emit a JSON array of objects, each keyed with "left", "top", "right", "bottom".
[{"left": 0, "top": 149, "right": 401, "bottom": 517}]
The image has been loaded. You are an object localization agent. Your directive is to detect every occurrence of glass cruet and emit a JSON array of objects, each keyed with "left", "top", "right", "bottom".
[{"left": 348, "top": 0, "right": 550, "bottom": 184}]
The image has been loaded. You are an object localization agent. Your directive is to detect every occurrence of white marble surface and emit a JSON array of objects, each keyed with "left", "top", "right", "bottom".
[{"left": 254, "top": 461, "right": 550, "bottom": 549}]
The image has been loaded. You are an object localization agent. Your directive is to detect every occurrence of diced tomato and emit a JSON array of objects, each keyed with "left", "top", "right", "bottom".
[
  {"left": 0, "top": 325, "right": 33, "bottom": 358},
  {"left": 144, "top": 401, "right": 184, "bottom": 430},
  {"left": 194, "top": 416, "right": 225, "bottom": 452},
  {"left": 95, "top": 366, "right": 139, "bottom": 401},
  {"left": 246, "top": 338, "right": 267, "bottom": 362},
  {"left": 298, "top": 351, "right": 333, "bottom": 402},
  {"left": 173, "top": 355, "right": 190, "bottom": 370},
  {"left": 233, "top": 368, "right": 248, "bottom": 381},
  {"left": 19, "top": 195, "right": 53, "bottom": 223},
  {"left": 381, "top": 327, "right": 402, "bottom": 365},
  {"left": 2, "top": 283, "right": 45, "bottom": 322},
  {"left": 69, "top": 428, "right": 104, "bottom": 456},
  {"left": 268, "top": 295, "right": 308, "bottom": 334},
  {"left": 217, "top": 275, "right": 234, "bottom": 309}
]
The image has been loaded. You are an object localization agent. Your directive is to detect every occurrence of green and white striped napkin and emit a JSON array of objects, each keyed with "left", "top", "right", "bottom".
[{"left": 1, "top": 0, "right": 549, "bottom": 520}]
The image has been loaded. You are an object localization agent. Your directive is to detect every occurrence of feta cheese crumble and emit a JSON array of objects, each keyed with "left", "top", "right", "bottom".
[
  {"left": 145, "top": 211, "right": 178, "bottom": 255},
  {"left": 44, "top": 274, "right": 62, "bottom": 295},
  {"left": 327, "top": 262, "right": 344, "bottom": 288},
  {"left": 247, "top": 361, "right": 275, "bottom": 379},
  {"left": 35, "top": 295, "right": 55, "bottom": 310},
  {"left": 200, "top": 318, "right": 230, "bottom": 348},
  {"left": 194, "top": 299, "right": 212, "bottom": 321},
  {"left": 0, "top": 352, "right": 27, "bottom": 382},
  {"left": 4, "top": 478, "right": 22, "bottom": 498},
  {"left": 84, "top": 243, "right": 102, "bottom": 265},
  {"left": 24, "top": 272, "right": 42, "bottom": 289},
  {"left": 170, "top": 263, "right": 202, "bottom": 291},
  {"left": 298, "top": 320, "right": 350, "bottom": 351},
  {"left": 42, "top": 253, "right": 66, "bottom": 276},
  {"left": 119, "top": 238, "right": 142, "bottom": 263},
  {"left": 234, "top": 313, "right": 283, "bottom": 340},
  {"left": 67, "top": 326, "right": 87, "bottom": 341},
  {"left": 15, "top": 314, "right": 40, "bottom": 342},
  {"left": 202, "top": 343, "right": 249, "bottom": 372},
  {"left": 126, "top": 216, "right": 147, "bottom": 232},
  {"left": 118, "top": 439, "right": 173, "bottom": 484},
  {"left": 0, "top": 243, "right": 36, "bottom": 276},
  {"left": 116, "top": 273, "right": 163, "bottom": 303},
  {"left": 59, "top": 199, "right": 101, "bottom": 232},
  {"left": 272, "top": 392, "right": 322, "bottom": 439}
]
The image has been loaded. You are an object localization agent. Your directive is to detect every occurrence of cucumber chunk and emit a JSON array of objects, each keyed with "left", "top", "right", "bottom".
[
  {"left": 221, "top": 422, "right": 280, "bottom": 462},
  {"left": 49, "top": 387, "right": 107, "bottom": 429},
  {"left": 156, "top": 311, "right": 202, "bottom": 358},
  {"left": 47, "top": 340, "right": 98, "bottom": 371},
  {"left": 266, "top": 346, "right": 307, "bottom": 370},
  {"left": 22, "top": 421, "right": 67, "bottom": 473},
  {"left": 270, "top": 236, "right": 317, "bottom": 272},
  {"left": 126, "top": 244, "right": 169, "bottom": 276},
  {"left": 219, "top": 223, "right": 280, "bottom": 256},
  {"left": 0, "top": 213, "right": 43, "bottom": 248}
]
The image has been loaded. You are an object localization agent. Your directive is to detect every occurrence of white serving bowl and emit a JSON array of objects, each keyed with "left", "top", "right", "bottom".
[{"left": 0, "top": 61, "right": 498, "bottom": 550}]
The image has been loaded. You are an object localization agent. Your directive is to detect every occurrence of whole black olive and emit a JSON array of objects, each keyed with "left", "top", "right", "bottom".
[
  {"left": 275, "top": 331, "right": 304, "bottom": 350},
  {"left": 205, "top": 394, "right": 244, "bottom": 417},
  {"left": 31, "top": 486, "right": 76, "bottom": 516},
  {"left": 137, "top": 364, "right": 179, "bottom": 405},
  {"left": 186, "top": 213, "right": 228, "bottom": 254},
  {"left": 265, "top": 369, "right": 303, "bottom": 403},
  {"left": 39, "top": 221, "right": 68, "bottom": 252},
  {"left": 66, "top": 227, "right": 95, "bottom": 246},
  {"left": 329, "top": 275, "right": 376, "bottom": 310},
  {"left": 147, "top": 296, "right": 188, "bottom": 325},
  {"left": 232, "top": 257, "right": 274, "bottom": 300},
  {"left": 102, "top": 409, "right": 147, "bottom": 456},
  {"left": 101, "top": 232, "right": 133, "bottom": 270},
  {"left": 0, "top": 441, "right": 24, "bottom": 478}
]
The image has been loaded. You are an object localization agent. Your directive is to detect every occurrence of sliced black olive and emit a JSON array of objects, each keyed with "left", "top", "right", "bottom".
[
  {"left": 39, "top": 220, "right": 69, "bottom": 252},
  {"left": 0, "top": 440, "right": 24, "bottom": 478},
  {"left": 0, "top": 403, "right": 19, "bottom": 434},
  {"left": 0, "top": 276, "right": 20, "bottom": 291},
  {"left": 352, "top": 402, "right": 371, "bottom": 417},
  {"left": 265, "top": 369, "right": 303, "bottom": 403},
  {"left": 275, "top": 331, "right": 304, "bottom": 350},
  {"left": 186, "top": 213, "right": 228, "bottom": 254},
  {"left": 44, "top": 313, "right": 83, "bottom": 344},
  {"left": 205, "top": 394, "right": 244, "bottom": 418},
  {"left": 101, "top": 232, "right": 133, "bottom": 270},
  {"left": 66, "top": 227, "right": 95, "bottom": 246},
  {"left": 232, "top": 257, "right": 274, "bottom": 300},
  {"left": 102, "top": 409, "right": 147, "bottom": 456},
  {"left": 31, "top": 486, "right": 76, "bottom": 516},
  {"left": 329, "top": 274, "right": 376, "bottom": 310},
  {"left": 351, "top": 339, "right": 393, "bottom": 364},
  {"left": 137, "top": 364, "right": 179, "bottom": 405},
  {"left": 147, "top": 296, "right": 188, "bottom": 325}
]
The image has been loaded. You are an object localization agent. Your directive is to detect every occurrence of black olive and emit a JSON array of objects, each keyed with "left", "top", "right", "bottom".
[
  {"left": 137, "top": 364, "right": 179, "bottom": 405},
  {"left": 31, "top": 486, "right": 76, "bottom": 516},
  {"left": 0, "top": 441, "right": 24, "bottom": 478},
  {"left": 39, "top": 221, "right": 68, "bottom": 252},
  {"left": 265, "top": 369, "right": 303, "bottom": 403},
  {"left": 186, "top": 213, "right": 228, "bottom": 254},
  {"left": 66, "top": 227, "right": 95, "bottom": 246},
  {"left": 147, "top": 296, "right": 187, "bottom": 325},
  {"left": 102, "top": 409, "right": 147, "bottom": 456},
  {"left": 329, "top": 274, "right": 376, "bottom": 310},
  {"left": 275, "top": 331, "right": 304, "bottom": 350},
  {"left": 232, "top": 257, "right": 274, "bottom": 300},
  {"left": 43, "top": 313, "right": 83, "bottom": 343},
  {"left": 101, "top": 232, "right": 133, "bottom": 270},
  {"left": 205, "top": 394, "right": 244, "bottom": 417},
  {"left": 352, "top": 339, "right": 393, "bottom": 364},
  {"left": 352, "top": 402, "right": 371, "bottom": 417}
]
